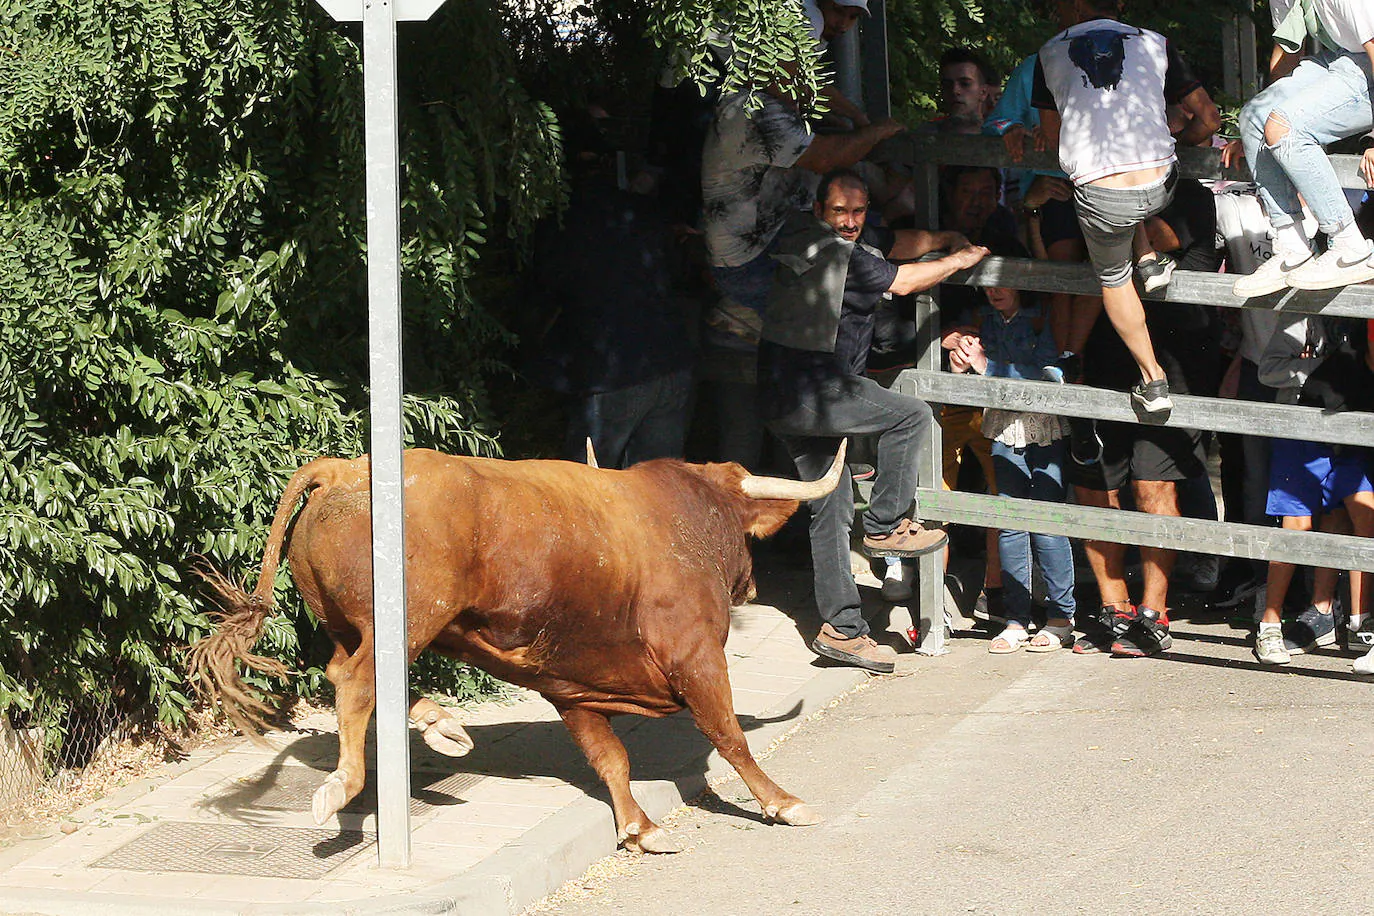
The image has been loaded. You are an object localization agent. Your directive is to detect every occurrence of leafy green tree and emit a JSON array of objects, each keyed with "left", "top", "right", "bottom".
[{"left": 0, "top": 0, "right": 562, "bottom": 745}]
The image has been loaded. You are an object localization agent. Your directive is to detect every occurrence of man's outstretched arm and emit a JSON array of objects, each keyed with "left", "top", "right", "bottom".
[{"left": 888, "top": 245, "right": 989, "bottom": 296}]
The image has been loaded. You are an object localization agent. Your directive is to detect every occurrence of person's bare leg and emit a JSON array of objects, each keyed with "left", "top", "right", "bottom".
[
  {"left": 1134, "top": 480, "right": 1179, "bottom": 612},
  {"left": 1262, "top": 515, "right": 1313, "bottom": 625},
  {"left": 1311, "top": 508, "right": 1352, "bottom": 614},
  {"left": 1345, "top": 492, "right": 1374, "bottom": 622},
  {"left": 1065, "top": 293, "right": 1103, "bottom": 361},
  {"left": 1132, "top": 223, "right": 1156, "bottom": 263},
  {"left": 1074, "top": 486, "right": 1130, "bottom": 606},
  {"left": 1100, "top": 281, "right": 1165, "bottom": 383}
]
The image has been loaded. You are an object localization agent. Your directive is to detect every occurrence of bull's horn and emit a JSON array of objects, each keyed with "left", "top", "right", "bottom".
[
  {"left": 740, "top": 439, "right": 848, "bottom": 501},
  {"left": 585, "top": 438, "right": 598, "bottom": 469}
]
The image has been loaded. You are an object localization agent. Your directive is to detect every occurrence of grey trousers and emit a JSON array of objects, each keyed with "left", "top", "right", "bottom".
[{"left": 768, "top": 374, "right": 934, "bottom": 638}]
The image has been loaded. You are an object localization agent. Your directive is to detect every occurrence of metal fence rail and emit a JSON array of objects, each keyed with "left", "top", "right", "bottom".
[{"left": 881, "top": 134, "right": 1374, "bottom": 654}]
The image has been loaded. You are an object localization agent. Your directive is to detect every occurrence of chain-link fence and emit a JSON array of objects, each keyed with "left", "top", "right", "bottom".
[{"left": 0, "top": 694, "right": 131, "bottom": 835}]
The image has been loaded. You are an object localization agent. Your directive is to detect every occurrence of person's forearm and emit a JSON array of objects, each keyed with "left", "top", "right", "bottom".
[
  {"left": 1176, "top": 108, "right": 1219, "bottom": 147},
  {"left": 888, "top": 228, "right": 966, "bottom": 261},
  {"left": 890, "top": 256, "right": 965, "bottom": 296},
  {"left": 1270, "top": 44, "right": 1301, "bottom": 79},
  {"left": 795, "top": 121, "right": 899, "bottom": 173}
]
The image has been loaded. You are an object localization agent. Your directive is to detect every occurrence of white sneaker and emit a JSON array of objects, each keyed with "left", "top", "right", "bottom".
[
  {"left": 1286, "top": 247, "right": 1374, "bottom": 291},
  {"left": 1255, "top": 626, "right": 1291, "bottom": 665},
  {"left": 1355, "top": 644, "right": 1374, "bottom": 675},
  {"left": 1232, "top": 251, "right": 1311, "bottom": 298}
]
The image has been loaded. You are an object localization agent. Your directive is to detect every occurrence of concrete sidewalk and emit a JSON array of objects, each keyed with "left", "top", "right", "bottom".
[{"left": 0, "top": 558, "right": 891, "bottom": 916}]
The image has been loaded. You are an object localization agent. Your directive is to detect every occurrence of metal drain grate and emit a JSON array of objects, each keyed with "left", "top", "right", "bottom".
[
  {"left": 220, "top": 768, "right": 485, "bottom": 818},
  {"left": 92, "top": 822, "right": 373, "bottom": 879}
]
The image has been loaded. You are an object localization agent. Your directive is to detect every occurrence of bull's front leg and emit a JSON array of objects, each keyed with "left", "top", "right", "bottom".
[
  {"left": 313, "top": 637, "right": 376, "bottom": 825},
  {"left": 671, "top": 645, "right": 822, "bottom": 828},
  {"left": 409, "top": 695, "right": 474, "bottom": 757},
  {"left": 558, "top": 706, "right": 680, "bottom": 854}
]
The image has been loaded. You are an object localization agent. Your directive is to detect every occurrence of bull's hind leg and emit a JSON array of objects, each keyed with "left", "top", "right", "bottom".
[
  {"left": 409, "top": 695, "right": 474, "bottom": 757},
  {"left": 313, "top": 636, "right": 376, "bottom": 825},
  {"left": 558, "top": 707, "right": 680, "bottom": 854},
  {"left": 672, "top": 645, "right": 822, "bottom": 828}
]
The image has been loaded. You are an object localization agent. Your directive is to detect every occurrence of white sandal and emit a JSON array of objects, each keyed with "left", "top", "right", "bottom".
[
  {"left": 988, "top": 626, "right": 1030, "bottom": 654},
  {"left": 1027, "top": 621, "right": 1075, "bottom": 653}
]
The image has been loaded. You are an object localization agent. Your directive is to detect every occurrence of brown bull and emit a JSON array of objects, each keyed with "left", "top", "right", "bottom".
[{"left": 190, "top": 443, "right": 846, "bottom": 853}]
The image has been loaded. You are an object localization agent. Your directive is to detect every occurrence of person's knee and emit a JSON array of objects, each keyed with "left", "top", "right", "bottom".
[
  {"left": 896, "top": 397, "right": 934, "bottom": 433},
  {"left": 1135, "top": 479, "right": 1179, "bottom": 516},
  {"left": 1263, "top": 110, "right": 1291, "bottom": 147}
]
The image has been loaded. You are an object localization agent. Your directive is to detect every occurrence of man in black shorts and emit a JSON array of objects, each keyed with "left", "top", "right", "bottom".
[
  {"left": 759, "top": 169, "right": 988, "bottom": 672},
  {"left": 1068, "top": 294, "right": 1212, "bottom": 657}
]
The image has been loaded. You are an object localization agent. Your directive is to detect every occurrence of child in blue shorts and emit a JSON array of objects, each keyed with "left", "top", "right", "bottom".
[{"left": 1256, "top": 317, "right": 1374, "bottom": 665}]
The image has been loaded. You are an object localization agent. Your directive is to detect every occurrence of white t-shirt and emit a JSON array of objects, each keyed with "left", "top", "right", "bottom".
[
  {"left": 1315, "top": 0, "right": 1374, "bottom": 52},
  {"left": 701, "top": 91, "right": 815, "bottom": 267},
  {"left": 1032, "top": 19, "right": 1202, "bottom": 185}
]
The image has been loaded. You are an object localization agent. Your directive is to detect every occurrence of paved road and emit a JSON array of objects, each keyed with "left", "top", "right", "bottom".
[{"left": 529, "top": 616, "right": 1374, "bottom": 915}]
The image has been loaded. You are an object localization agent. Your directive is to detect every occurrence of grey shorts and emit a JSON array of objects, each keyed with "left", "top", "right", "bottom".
[{"left": 1074, "top": 167, "right": 1178, "bottom": 288}]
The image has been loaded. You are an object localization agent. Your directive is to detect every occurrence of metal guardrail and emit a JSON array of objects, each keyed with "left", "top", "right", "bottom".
[{"left": 879, "top": 134, "right": 1374, "bottom": 654}]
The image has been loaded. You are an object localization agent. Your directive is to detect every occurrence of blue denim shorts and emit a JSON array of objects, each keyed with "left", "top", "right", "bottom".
[{"left": 1266, "top": 439, "right": 1374, "bottom": 518}]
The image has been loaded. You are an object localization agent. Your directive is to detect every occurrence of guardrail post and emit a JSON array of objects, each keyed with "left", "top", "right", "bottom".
[{"left": 914, "top": 161, "right": 947, "bottom": 655}]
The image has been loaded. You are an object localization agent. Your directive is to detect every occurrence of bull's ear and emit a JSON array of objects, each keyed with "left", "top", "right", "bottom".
[{"left": 746, "top": 499, "right": 799, "bottom": 540}]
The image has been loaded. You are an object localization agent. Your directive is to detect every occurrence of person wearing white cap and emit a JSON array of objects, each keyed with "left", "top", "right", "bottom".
[{"left": 804, "top": 0, "right": 870, "bottom": 46}]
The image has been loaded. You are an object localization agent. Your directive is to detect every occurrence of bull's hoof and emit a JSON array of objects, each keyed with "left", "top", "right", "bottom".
[
  {"left": 422, "top": 718, "right": 475, "bottom": 758},
  {"left": 312, "top": 773, "right": 349, "bottom": 825},
  {"left": 620, "top": 821, "right": 681, "bottom": 854},
  {"left": 766, "top": 801, "right": 824, "bottom": 827},
  {"left": 631, "top": 827, "right": 681, "bottom": 855}
]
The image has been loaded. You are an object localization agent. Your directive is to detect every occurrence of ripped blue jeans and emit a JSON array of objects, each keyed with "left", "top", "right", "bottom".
[{"left": 1240, "top": 48, "right": 1374, "bottom": 236}]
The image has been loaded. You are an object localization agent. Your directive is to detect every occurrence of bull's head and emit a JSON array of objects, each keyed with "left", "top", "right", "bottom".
[
  {"left": 737, "top": 438, "right": 847, "bottom": 502},
  {"left": 1064, "top": 27, "right": 1139, "bottom": 91},
  {"left": 709, "top": 439, "right": 849, "bottom": 541}
]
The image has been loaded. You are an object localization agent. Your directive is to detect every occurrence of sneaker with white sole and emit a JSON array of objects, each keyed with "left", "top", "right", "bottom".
[
  {"left": 1354, "top": 644, "right": 1374, "bottom": 675},
  {"left": 1137, "top": 253, "right": 1177, "bottom": 292},
  {"left": 1232, "top": 251, "right": 1311, "bottom": 298},
  {"left": 1255, "top": 626, "right": 1290, "bottom": 665},
  {"left": 1285, "top": 247, "right": 1374, "bottom": 291},
  {"left": 1130, "top": 378, "right": 1173, "bottom": 414},
  {"left": 1283, "top": 605, "right": 1338, "bottom": 655},
  {"left": 1345, "top": 617, "right": 1374, "bottom": 654}
]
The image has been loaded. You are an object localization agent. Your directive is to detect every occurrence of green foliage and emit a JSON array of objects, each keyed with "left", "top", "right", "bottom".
[
  {"left": 886, "top": 0, "right": 1253, "bottom": 124},
  {"left": 0, "top": 0, "right": 564, "bottom": 733}
]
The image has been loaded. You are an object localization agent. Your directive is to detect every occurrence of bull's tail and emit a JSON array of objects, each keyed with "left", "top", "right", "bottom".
[{"left": 188, "top": 459, "right": 333, "bottom": 742}]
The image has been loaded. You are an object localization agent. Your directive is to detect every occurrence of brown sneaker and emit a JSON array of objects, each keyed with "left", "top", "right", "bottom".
[
  {"left": 811, "top": 623, "right": 897, "bottom": 673},
  {"left": 862, "top": 518, "right": 948, "bottom": 558}
]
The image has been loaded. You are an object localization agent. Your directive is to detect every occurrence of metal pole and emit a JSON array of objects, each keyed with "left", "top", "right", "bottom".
[
  {"left": 832, "top": 26, "right": 864, "bottom": 116},
  {"left": 362, "top": 0, "right": 412, "bottom": 868},
  {"left": 859, "top": 0, "right": 890, "bottom": 121},
  {"left": 915, "top": 162, "right": 947, "bottom": 655}
]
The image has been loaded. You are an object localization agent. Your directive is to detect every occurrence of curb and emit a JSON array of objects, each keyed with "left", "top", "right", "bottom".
[
  {"left": 421, "top": 664, "right": 869, "bottom": 915},
  {"left": 0, "top": 666, "right": 869, "bottom": 916}
]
